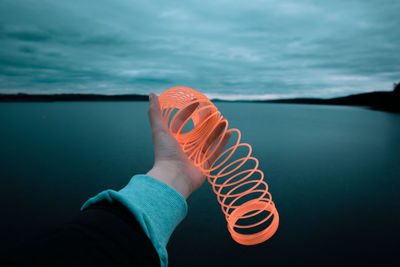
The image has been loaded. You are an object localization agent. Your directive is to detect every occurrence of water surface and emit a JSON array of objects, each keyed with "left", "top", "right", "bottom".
[{"left": 0, "top": 102, "right": 399, "bottom": 266}]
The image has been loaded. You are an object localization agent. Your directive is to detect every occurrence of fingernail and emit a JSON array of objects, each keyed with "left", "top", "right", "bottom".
[{"left": 149, "top": 93, "right": 153, "bottom": 102}]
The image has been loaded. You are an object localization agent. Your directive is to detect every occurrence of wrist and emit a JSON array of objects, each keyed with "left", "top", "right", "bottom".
[{"left": 146, "top": 163, "right": 193, "bottom": 199}]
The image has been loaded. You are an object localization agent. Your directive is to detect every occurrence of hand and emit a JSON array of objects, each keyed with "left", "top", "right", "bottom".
[{"left": 146, "top": 93, "right": 230, "bottom": 199}]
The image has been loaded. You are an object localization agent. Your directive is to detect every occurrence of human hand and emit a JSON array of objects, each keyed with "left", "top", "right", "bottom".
[{"left": 146, "top": 93, "right": 230, "bottom": 199}]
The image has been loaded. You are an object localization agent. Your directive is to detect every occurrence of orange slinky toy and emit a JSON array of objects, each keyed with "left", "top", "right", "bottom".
[{"left": 159, "top": 86, "right": 279, "bottom": 245}]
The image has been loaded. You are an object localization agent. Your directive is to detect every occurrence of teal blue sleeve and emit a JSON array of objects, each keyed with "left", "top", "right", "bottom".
[{"left": 81, "top": 174, "right": 188, "bottom": 267}]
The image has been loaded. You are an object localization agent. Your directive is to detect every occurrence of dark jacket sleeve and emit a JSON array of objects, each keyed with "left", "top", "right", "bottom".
[{"left": 1, "top": 200, "right": 160, "bottom": 267}]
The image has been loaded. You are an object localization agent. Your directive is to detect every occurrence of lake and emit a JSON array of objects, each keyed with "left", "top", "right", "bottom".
[{"left": 0, "top": 102, "right": 399, "bottom": 266}]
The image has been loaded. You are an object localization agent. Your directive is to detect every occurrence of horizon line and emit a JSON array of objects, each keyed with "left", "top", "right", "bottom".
[{"left": 0, "top": 89, "right": 394, "bottom": 101}]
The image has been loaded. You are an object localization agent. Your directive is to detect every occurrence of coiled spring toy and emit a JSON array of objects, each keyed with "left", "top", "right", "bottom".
[{"left": 159, "top": 86, "right": 279, "bottom": 245}]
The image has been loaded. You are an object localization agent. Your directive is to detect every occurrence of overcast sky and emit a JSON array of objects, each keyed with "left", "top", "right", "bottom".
[{"left": 0, "top": 0, "right": 399, "bottom": 99}]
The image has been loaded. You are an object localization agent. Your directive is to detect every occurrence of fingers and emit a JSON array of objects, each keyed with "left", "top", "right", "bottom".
[
  {"left": 147, "top": 93, "right": 168, "bottom": 134},
  {"left": 201, "top": 119, "right": 231, "bottom": 166},
  {"left": 171, "top": 102, "right": 199, "bottom": 133},
  {"left": 208, "top": 130, "right": 231, "bottom": 166},
  {"left": 202, "top": 119, "right": 226, "bottom": 153},
  {"left": 147, "top": 92, "right": 231, "bottom": 169}
]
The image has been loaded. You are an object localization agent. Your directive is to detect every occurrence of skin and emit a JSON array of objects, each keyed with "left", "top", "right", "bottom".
[{"left": 146, "top": 92, "right": 231, "bottom": 199}]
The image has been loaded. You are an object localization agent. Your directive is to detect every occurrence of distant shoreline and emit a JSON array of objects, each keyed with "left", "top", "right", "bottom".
[
  {"left": 0, "top": 93, "right": 149, "bottom": 102},
  {"left": 0, "top": 90, "right": 399, "bottom": 113}
]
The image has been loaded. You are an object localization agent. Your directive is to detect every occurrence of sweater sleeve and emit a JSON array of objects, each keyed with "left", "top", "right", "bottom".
[{"left": 81, "top": 174, "right": 188, "bottom": 267}]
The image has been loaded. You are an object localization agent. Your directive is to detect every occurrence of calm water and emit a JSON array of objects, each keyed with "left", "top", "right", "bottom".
[{"left": 1, "top": 102, "right": 399, "bottom": 266}]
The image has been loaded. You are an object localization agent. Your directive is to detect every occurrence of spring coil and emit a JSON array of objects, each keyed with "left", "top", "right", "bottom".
[{"left": 159, "top": 86, "right": 279, "bottom": 245}]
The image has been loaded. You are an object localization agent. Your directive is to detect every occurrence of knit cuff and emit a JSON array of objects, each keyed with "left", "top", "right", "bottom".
[{"left": 81, "top": 174, "right": 188, "bottom": 267}]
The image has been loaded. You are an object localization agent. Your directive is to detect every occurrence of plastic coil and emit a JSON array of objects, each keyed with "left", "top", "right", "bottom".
[{"left": 159, "top": 86, "right": 279, "bottom": 245}]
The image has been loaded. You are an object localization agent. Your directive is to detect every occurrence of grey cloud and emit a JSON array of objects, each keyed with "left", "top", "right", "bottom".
[
  {"left": 18, "top": 46, "right": 36, "bottom": 54},
  {"left": 5, "top": 29, "right": 52, "bottom": 42},
  {"left": 0, "top": 0, "right": 399, "bottom": 98},
  {"left": 79, "top": 35, "right": 127, "bottom": 46},
  {"left": 132, "top": 78, "right": 174, "bottom": 84}
]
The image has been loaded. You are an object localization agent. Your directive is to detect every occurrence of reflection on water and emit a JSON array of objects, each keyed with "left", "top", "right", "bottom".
[{"left": 0, "top": 102, "right": 399, "bottom": 266}]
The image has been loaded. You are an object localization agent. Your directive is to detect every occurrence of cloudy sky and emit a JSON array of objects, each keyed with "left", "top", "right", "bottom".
[{"left": 0, "top": 0, "right": 399, "bottom": 99}]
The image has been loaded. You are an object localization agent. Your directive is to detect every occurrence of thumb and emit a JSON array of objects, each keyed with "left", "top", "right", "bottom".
[
  {"left": 147, "top": 93, "right": 168, "bottom": 135},
  {"left": 148, "top": 92, "right": 185, "bottom": 163}
]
